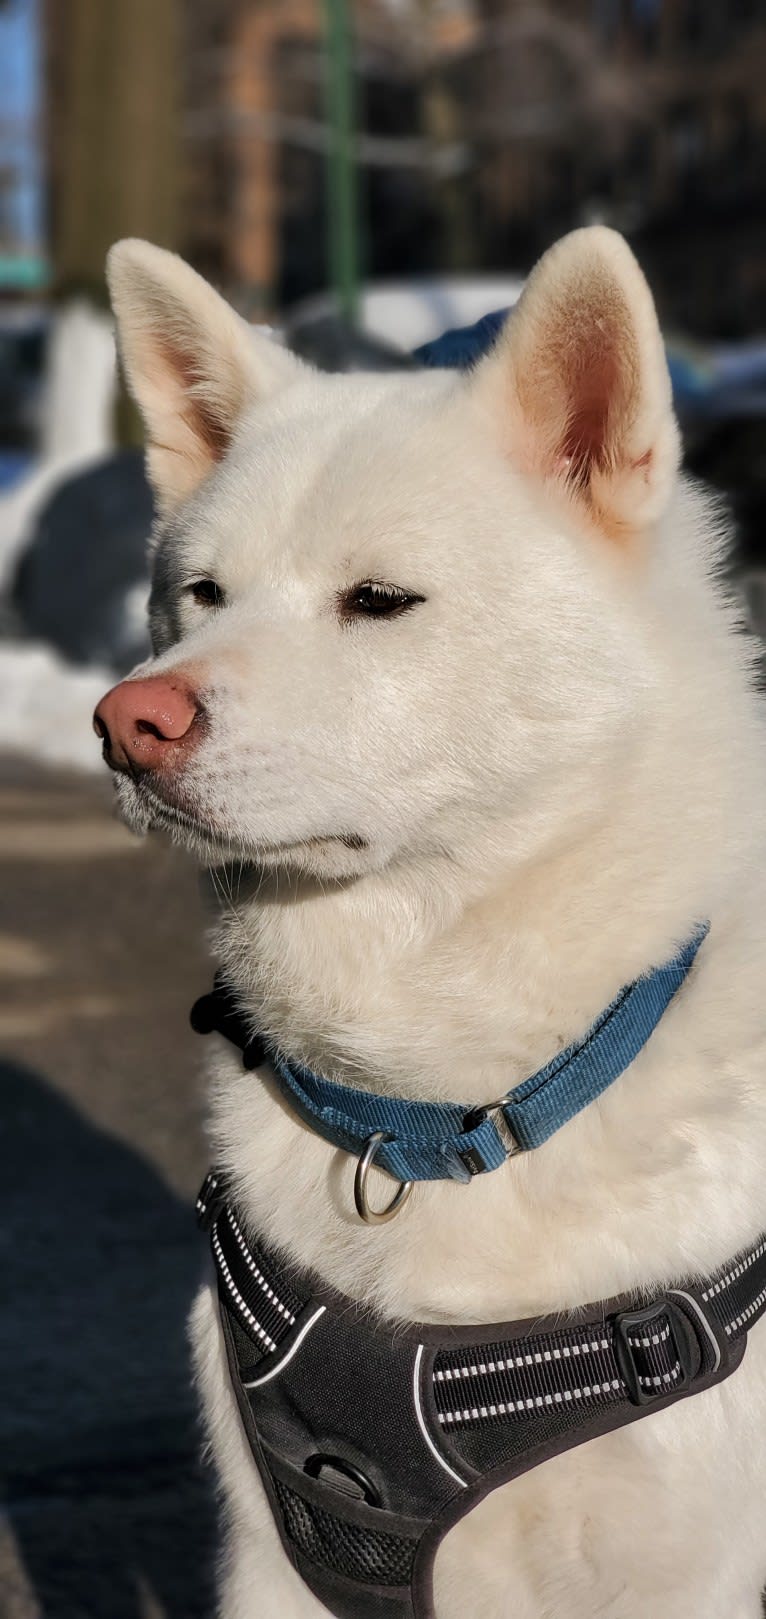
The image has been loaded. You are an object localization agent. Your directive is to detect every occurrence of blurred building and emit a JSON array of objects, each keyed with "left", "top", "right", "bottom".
[
  {"left": 180, "top": 0, "right": 764, "bottom": 332},
  {"left": 40, "top": 0, "right": 765, "bottom": 333},
  {"left": 466, "top": 1, "right": 763, "bottom": 224},
  {"left": 181, "top": 0, "right": 428, "bottom": 313},
  {"left": 461, "top": 0, "right": 765, "bottom": 331},
  {"left": 44, "top": 0, "right": 181, "bottom": 298}
]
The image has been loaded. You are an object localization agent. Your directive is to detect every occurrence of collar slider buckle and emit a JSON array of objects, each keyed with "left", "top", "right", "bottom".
[{"left": 462, "top": 1099, "right": 520, "bottom": 1159}]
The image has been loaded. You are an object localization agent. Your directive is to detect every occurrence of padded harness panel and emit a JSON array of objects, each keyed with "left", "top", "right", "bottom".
[{"left": 201, "top": 1180, "right": 766, "bottom": 1619}]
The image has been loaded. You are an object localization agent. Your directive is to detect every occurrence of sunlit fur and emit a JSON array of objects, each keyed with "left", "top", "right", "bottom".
[{"left": 107, "top": 227, "right": 766, "bottom": 1618}]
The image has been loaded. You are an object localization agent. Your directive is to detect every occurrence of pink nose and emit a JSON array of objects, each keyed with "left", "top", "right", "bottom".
[{"left": 93, "top": 674, "right": 201, "bottom": 773}]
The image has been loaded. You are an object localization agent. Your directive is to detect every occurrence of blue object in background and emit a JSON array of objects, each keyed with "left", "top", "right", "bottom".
[
  {"left": 0, "top": 450, "right": 33, "bottom": 491},
  {"left": 415, "top": 307, "right": 766, "bottom": 427},
  {"left": 413, "top": 309, "right": 508, "bottom": 371}
]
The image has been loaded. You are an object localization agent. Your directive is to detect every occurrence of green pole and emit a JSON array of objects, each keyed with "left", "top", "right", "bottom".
[{"left": 322, "top": 0, "right": 360, "bottom": 324}]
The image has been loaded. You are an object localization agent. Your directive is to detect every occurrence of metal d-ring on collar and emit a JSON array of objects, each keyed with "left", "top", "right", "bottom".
[{"left": 354, "top": 1131, "right": 413, "bottom": 1224}]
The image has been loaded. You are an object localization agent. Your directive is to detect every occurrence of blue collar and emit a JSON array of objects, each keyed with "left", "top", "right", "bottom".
[{"left": 192, "top": 925, "right": 708, "bottom": 1187}]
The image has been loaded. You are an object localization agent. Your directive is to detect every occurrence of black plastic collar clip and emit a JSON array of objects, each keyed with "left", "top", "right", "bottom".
[{"left": 190, "top": 977, "right": 267, "bottom": 1071}]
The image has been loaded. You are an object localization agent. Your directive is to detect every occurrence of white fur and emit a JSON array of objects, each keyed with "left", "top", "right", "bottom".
[{"left": 107, "top": 228, "right": 766, "bottom": 1617}]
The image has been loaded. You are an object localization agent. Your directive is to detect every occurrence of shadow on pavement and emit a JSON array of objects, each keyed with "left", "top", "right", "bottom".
[{"left": 1, "top": 1058, "right": 216, "bottom": 1619}]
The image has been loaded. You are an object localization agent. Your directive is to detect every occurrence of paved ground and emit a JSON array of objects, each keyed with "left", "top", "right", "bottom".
[{"left": 0, "top": 757, "right": 218, "bottom": 1619}]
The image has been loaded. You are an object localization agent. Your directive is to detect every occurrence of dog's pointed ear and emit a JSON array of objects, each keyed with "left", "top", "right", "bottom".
[
  {"left": 107, "top": 240, "right": 304, "bottom": 517},
  {"left": 475, "top": 227, "right": 680, "bottom": 535}
]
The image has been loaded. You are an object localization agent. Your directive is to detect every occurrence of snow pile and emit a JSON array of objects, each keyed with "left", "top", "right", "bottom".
[{"left": 0, "top": 643, "right": 111, "bottom": 772}]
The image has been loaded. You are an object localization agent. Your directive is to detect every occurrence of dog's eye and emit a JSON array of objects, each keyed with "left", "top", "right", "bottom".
[
  {"left": 189, "top": 579, "right": 224, "bottom": 608},
  {"left": 339, "top": 582, "right": 425, "bottom": 620}
]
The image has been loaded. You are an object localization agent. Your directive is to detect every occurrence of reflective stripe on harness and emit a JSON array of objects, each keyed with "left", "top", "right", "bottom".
[{"left": 199, "top": 1174, "right": 766, "bottom": 1619}]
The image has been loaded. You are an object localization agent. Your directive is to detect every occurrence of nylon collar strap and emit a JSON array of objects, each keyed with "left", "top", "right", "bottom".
[{"left": 191, "top": 924, "right": 708, "bottom": 1186}]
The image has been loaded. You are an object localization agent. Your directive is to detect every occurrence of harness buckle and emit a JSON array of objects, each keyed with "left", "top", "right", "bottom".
[
  {"left": 353, "top": 1132, "right": 413, "bottom": 1225},
  {"left": 304, "top": 1453, "right": 381, "bottom": 1508},
  {"left": 614, "top": 1298, "right": 696, "bottom": 1407}
]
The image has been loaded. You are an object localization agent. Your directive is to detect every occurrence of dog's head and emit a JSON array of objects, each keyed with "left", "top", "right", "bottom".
[{"left": 96, "top": 228, "right": 681, "bottom": 879}]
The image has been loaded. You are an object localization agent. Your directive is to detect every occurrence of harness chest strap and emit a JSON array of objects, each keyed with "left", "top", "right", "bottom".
[{"left": 199, "top": 1178, "right": 766, "bottom": 1619}]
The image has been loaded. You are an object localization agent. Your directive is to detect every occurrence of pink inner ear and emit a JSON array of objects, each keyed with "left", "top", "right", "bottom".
[
  {"left": 157, "top": 336, "right": 231, "bottom": 463},
  {"left": 494, "top": 233, "right": 677, "bottom": 530},
  {"left": 510, "top": 264, "right": 641, "bottom": 498},
  {"left": 559, "top": 344, "right": 621, "bottom": 485}
]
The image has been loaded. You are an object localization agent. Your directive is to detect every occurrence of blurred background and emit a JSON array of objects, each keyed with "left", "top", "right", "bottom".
[
  {"left": 1, "top": 0, "right": 766, "bottom": 734},
  {"left": 0, "top": 4, "right": 764, "bottom": 1617}
]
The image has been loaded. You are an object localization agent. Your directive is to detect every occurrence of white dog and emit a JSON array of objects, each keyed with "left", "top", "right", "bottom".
[{"left": 98, "top": 227, "right": 766, "bottom": 1618}]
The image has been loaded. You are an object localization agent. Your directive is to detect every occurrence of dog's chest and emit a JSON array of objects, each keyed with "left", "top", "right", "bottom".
[{"left": 432, "top": 1329, "right": 766, "bottom": 1619}]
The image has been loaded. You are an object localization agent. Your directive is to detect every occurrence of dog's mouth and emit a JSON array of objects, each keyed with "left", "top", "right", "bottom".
[{"left": 117, "top": 774, "right": 368, "bottom": 867}]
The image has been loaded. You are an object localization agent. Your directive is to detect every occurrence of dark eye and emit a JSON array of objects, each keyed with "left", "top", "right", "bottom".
[
  {"left": 189, "top": 579, "right": 224, "bottom": 608},
  {"left": 339, "top": 581, "right": 425, "bottom": 621}
]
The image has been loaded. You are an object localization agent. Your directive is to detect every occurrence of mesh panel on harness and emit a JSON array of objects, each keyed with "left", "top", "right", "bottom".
[{"left": 272, "top": 1473, "right": 418, "bottom": 1587}]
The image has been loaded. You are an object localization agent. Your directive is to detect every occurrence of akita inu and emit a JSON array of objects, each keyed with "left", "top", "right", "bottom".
[{"left": 96, "top": 228, "right": 766, "bottom": 1618}]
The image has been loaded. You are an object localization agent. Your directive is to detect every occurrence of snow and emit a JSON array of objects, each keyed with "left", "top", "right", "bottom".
[{"left": 0, "top": 643, "right": 111, "bottom": 772}]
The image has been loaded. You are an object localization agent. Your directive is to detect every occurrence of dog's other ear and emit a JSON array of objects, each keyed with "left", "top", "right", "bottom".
[
  {"left": 476, "top": 227, "right": 679, "bottom": 535},
  {"left": 107, "top": 240, "right": 304, "bottom": 517}
]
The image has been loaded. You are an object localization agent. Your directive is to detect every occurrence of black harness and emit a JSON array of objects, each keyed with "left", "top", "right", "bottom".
[
  {"left": 192, "top": 983, "right": 766, "bottom": 1617},
  {"left": 199, "top": 1172, "right": 766, "bottom": 1619}
]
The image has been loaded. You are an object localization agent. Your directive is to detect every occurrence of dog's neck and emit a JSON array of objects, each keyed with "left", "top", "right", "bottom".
[
  {"left": 213, "top": 715, "right": 754, "bottom": 1108},
  {"left": 205, "top": 649, "right": 766, "bottom": 1323}
]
